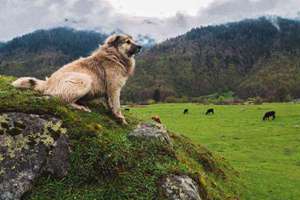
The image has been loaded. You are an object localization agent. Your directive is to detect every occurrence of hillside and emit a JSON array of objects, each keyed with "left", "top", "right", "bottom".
[
  {"left": 125, "top": 17, "right": 300, "bottom": 102},
  {"left": 0, "top": 28, "right": 107, "bottom": 78},
  {"left": 0, "top": 75, "right": 241, "bottom": 200}
]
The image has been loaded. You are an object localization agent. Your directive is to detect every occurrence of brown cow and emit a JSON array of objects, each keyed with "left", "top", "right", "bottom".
[{"left": 151, "top": 116, "right": 162, "bottom": 124}]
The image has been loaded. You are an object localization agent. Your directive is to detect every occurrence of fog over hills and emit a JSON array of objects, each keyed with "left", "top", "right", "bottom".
[{"left": 1, "top": 0, "right": 300, "bottom": 42}]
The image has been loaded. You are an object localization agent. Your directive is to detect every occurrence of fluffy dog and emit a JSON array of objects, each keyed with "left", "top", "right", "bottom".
[{"left": 12, "top": 34, "right": 142, "bottom": 124}]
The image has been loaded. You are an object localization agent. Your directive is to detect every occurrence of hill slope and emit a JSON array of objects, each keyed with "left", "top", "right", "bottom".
[
  {"left": 0, "top": 75, "right": 240, "bottom": 199},
  {"left": 126, "top": 17, "right": 300, "bottom": 102},
  {"left": 0, "top": 28, "right": 107, "bottom": 78}
]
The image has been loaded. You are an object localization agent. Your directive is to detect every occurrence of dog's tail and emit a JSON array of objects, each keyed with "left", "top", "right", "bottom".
[{"left": 11, "top": 77, "right": 47, "bottom": 92}]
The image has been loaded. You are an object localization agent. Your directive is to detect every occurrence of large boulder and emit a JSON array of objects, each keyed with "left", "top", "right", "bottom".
[{"left": 0, "top": 112, "right": 70, "bottom": 200}]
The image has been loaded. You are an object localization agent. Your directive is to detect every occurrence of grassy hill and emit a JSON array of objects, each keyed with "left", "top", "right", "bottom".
[
  {"left": 0, "top": 75, "right": 241, "bottom": 200},
  {"left": 130, "top": 103, "right": 300, "bottom": 200}
]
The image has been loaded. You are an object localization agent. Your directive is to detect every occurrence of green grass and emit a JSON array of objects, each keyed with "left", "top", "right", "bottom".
[
  {"left": 130, "top": 103, "right": 300, "bottom": 200},
  {"left": 0, "top": 76, "right": 241, "bottom": 200}
]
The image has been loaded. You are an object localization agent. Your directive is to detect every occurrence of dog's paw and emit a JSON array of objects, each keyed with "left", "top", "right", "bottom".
[
  {"left": 71, "top": 103, "right": 91, "bottom": 112},
  {"left": 121, "top": 119, "right": 128, "bottom": 125},
  {"left": 115, "top": 115, "right": 128, "bottom": 125},
  {"left": 82, "top": 107, "right": 92, "bottom": 112}
]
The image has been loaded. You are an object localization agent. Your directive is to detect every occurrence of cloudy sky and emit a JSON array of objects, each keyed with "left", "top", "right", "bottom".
[{"left": 0, "top": 0, "right": 300, "bottom": 42}]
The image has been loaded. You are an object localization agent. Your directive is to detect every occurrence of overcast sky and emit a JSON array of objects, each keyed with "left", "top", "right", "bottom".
[{"left": 0, "top": 0, "right": 300, "bottom": 42}]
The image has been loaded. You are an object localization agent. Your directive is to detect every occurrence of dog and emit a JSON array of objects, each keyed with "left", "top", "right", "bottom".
[
  {"left": 11, "top": 34, "right": 142, "bottom": 124},
  {"left": 151, "top": 116, "right": 162, "bottom": 124},
  {"left": 205, "top": 108, "right": 214, "bottom": 115},
  {"left": 263, "top": 111, "right": 276, "bottom": 120},
  {"left": 183, "top": 109, "right": 189, "bottom": 114}
]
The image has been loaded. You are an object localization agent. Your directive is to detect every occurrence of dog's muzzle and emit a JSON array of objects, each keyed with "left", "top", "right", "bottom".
[{"left": 128, "top": 45, "right": 142, "bottom": 57}]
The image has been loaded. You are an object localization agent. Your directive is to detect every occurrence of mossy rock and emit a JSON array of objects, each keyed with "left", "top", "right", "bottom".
[
  {"left": 0, "top": 112, "right": 69, "bottom": 200},
  {"left": 0, "top": 76, "right": 242, "bottom": 200}
]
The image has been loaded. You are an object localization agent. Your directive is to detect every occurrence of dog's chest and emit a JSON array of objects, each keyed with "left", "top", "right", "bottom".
[{"left": 89, "top": 74, "right": 128, "bottom": 96}]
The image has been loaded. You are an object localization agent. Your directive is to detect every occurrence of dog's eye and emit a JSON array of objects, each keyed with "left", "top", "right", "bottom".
[{"left": 126, "top": 40, "right": 131, "bottom": 44}]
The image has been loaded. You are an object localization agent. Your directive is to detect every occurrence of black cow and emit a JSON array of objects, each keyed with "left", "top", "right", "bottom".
[
  {"left": 183, "top": 109, "right": 189, "bottom": 114},
  {"left": 124, "top": 108, "right": 130, "bottom": 111},
  {"left": 263, "top": 111, "right": 276, "bottom": 120},
  {"left": 205, "top": 108, "right": 214, "bottom": 115}
]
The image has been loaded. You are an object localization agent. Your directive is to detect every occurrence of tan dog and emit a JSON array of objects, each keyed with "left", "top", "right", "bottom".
[{"left": 12, "top": 34, "right": 142, "bottom": 124}]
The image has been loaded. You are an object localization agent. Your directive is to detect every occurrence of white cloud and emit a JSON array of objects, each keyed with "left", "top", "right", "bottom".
[{"left": 0, "top": 0, "right": 299, "bottom": 42}]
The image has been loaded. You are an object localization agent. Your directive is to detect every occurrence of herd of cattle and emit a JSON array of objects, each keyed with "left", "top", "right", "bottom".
[{"left": 125, "top": 107, "right": 276, "bottom": 124}]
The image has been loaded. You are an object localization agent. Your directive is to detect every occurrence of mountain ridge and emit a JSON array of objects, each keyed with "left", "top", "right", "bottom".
[{"left": 126, "top": 16, "right": 300, "bottom": 102}]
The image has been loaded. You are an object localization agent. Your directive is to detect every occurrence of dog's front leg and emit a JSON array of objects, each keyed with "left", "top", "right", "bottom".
[{"left": 107, "top": 87, "right": 127, "bottom": 124}]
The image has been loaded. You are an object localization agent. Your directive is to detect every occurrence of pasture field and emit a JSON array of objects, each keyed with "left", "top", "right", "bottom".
[{"left": 129, "top": 103, "right": 300, "bottom": 200}]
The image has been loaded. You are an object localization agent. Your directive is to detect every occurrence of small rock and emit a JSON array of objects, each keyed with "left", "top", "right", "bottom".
[
  {"left": 128, "top": 122, "right": 171, "bottom": 145},
  {"left": 161, "top": 174, "right": 202, "bottom": 200}
]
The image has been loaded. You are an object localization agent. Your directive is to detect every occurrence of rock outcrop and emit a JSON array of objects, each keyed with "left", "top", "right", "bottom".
[{"left": 0, "top": 112, "right": 70, "bottom": 200}]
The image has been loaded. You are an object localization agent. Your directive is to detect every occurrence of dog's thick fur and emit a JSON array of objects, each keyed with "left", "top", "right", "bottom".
[{"left": 12, "top": 34, "right": 141, "bottom": 124}]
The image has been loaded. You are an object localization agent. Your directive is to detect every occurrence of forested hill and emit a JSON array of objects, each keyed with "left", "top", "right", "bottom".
[
  {"left": 125, "top": 17, "right": 300, "bottom": 102},
  {"left": 0, "top": 28, "right": 107, "bottom": 78}
]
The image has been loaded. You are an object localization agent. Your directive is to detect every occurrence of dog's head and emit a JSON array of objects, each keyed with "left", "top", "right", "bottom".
[{"left": 104, "top": 34, "right": 142, "bottom": 58}]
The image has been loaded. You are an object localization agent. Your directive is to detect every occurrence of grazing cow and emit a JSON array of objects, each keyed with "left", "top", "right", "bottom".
[
  {"left": 151, "top": 116, "right": 162, "bottom": 124},
  {"left": 183, "top": 109, "right": 189, "bottom": 114},
  {"left": 205, "top": 108, "right": 214, "bottom": 115},
  {"left": 263, "top": 111, "right": 276, "bottom": 120}
]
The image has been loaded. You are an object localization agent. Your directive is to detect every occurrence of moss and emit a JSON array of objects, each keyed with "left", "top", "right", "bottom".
[
  {"left": 0, "top": 76, "right": 241, "bottom": 200},
  {"left": 1, "top": 134, "right": 30, "bottom": 158},
  {"left": 0, "top": 154, "right": 4, "bottom": 162},
  {"left": 0, "top": 111, "right": 67, "bottom": 160}
]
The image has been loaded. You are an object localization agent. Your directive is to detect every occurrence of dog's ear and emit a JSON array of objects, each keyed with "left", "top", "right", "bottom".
[{"left": 105, "top": 35, "right": 121, "bottom": 47}]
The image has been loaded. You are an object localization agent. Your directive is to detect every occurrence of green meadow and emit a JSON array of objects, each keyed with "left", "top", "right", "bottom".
[{"left": 129, "top": 103, "right": 300, "bottom": 200}]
